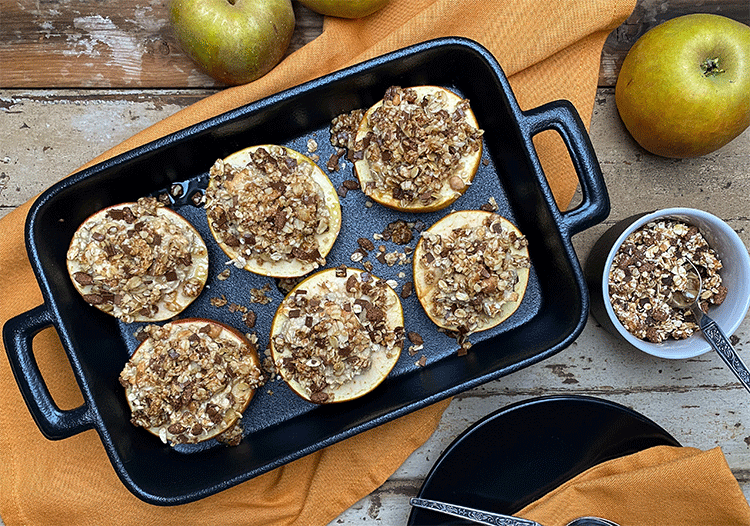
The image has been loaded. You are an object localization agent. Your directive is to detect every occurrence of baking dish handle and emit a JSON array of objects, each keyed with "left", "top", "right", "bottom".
[
  {"left": 521, "top": 99, "right": 610, "bottom": 236},
  {"left": 3, "top": 304, "right": 95, "bottom": 440}
]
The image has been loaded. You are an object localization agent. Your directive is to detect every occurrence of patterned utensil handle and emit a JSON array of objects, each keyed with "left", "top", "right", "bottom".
[
  {"left": 694, "top": 304, "right": 750, "bottom": 393},
  {"left": 410, "top": 497, "right": 540, "bottom": 526}
]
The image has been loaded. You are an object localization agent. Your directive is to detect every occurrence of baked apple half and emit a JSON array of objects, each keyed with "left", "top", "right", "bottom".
[
  {"left": 120, "top": 318, "right": 263, "bottom": 446},
  {"left": 205, "top": 144, "right": 342, "bottom": 278},
  {"left": 353, "top": 85, "right": 483, "bottom": 212},
  {"left": 413, "top": 210, "right": 530, "bottom": 334},
  {"left": 270, "top": 266, "right": 404, "bottom": 403},
  {"left": 67, "top": 197, "right": 209, "bottom": 323}
]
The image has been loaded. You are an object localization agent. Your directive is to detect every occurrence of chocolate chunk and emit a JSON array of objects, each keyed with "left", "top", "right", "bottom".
[
  {"left": 357, "top": 237, "right": 375, "bottom": 252},
  {"left": 73, "top": 272, "right": 94, "bottom": 286},
  {"left": 83, "top": 294, "right": 104, "bottom": 305},
  {"left": 407, "top": 331, "right": 423, "bottom": 345},
  {"left": 400, "top": 281, "right": 413, "bottom": 299},
  {"left": 342, "top": 179, "right": 360, "bottom": 190}
]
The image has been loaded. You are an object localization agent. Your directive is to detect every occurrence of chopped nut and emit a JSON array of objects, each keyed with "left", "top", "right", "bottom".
[{"left": 382, "top": 219, "right": 413, "bottom": 245}]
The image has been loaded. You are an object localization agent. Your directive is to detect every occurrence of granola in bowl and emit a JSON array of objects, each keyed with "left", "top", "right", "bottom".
[
  {"left": 353, "top": 85, "right": 484, "bottom": 213},
  {"left": 119, "top": 318, "right": 263, "bottom": 447},
  {"left": 66, "top": 197, "right": 209, "bottom": 323},
  {"left": 413, "top": 210, "right": 530, "bottom": 335},
  {"left": 270, "top": 266, "right": 404, "bottom": 403},
  {"left": 205, "top": 144, "right": 342, "bottom": 278},
  {"left": 608, "top": 218, "right": 727, "bottom": 343}
]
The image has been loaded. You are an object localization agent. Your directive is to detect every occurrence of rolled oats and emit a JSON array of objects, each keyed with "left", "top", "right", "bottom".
[{"left": 608, "top": 219, "right": 727, "bottom": 343}]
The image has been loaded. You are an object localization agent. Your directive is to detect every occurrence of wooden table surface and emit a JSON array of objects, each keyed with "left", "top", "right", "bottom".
[{"left": 2, "top": 1, "right": 750, "bottom": 524}]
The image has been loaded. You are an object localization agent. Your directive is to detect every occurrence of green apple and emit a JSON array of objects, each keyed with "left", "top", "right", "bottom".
[
  {"left": 297, "top": 0, "right": 389, "bottom": 19},
  {"left": 170, "top": 0, "right": 295, "bottom": 86},
  {"left": 615, "top": 14, "right": 750, "bottom": 158}
]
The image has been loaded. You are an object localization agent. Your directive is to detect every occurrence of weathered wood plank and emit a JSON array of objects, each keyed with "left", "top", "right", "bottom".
[
  {"left": 2, "top": 0, "right": 749, "bottom": 89},
  {"left": 0, "top": 1, "right": 323, "bottom": 88},
  {"left": 0, "top": 90, "right": 216, "bottom": 216}
]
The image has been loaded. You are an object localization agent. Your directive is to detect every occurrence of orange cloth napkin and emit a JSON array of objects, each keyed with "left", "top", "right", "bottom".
[
  {"left": 0, "top": 1, "right": 637, "bottom": 525},
  {"left": 519, "top": 445, "right": 750, "bottom": 526}
]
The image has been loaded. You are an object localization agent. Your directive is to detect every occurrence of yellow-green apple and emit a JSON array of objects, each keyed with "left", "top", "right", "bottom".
[
  {"left": 616, "top": 14, "right": 750, "bottom": 158},
  {"left": 169, "top": 0, "right": 295, "bottom": 86},
  {"left": 297, "top": 0, "right": 389, "bottom": 18}
]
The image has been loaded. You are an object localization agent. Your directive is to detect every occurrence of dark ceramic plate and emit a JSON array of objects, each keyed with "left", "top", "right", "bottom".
[
  {"left": 408, "top": 395, "right": 680, "bottom": 525},
  {"left": 4, "top": 38, "right": 608, "bottom": 505}
]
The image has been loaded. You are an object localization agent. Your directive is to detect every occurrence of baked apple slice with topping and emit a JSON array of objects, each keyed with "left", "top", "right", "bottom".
[
  {"left": 270, "top": 266, "right": 404, "bottom": 403},
  {"left": 413, "top": 210, "right": 530, "bottom": 335},
  {"left": 67, "top": 197, "right": 209, "bottom": 323},
  {"left": 205, "top": 144, "right": 342, "bottom": 278},
  {"left": 120, "top": 318, "right": 263, "bottom": 447},
  {"left": 353, "top": 85, "right": 483, "bottom": 212}
]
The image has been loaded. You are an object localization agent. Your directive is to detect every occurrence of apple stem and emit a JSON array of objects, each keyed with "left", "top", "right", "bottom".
[
  {"left": 701, "top": 57, "right": 725, "bottom": 77},
  {"left": 226, "top": 0, "right": 236, "bottom": 4}
]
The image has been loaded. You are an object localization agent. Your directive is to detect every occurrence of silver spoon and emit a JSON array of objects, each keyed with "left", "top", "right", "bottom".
[
  {"left": 410, "top": 497, "right": 620, "bottom": 526},
  {"left": 668, "top": 260, "right": 750, "bottom": 393}
]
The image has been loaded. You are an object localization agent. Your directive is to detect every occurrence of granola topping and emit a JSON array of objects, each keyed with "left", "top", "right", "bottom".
[
  {"left": 119, "top": 320, "right": 263, "bottom": 447},
  {"left": 608, "top": 219, "right": 727, "bottom": 343},
  {"left": 272, "top": 268, "right": 404, "bottom": 403},
  {"left": 67, "top": 197, "right": 208, "bottom": 323},
  {"left": 205, "top": 145, "right": 335, "bottom": 272},
  {"left": 330, "top": 109, "right": 365, "bottom": 153},
  {"left": 355, "top": 86, "right": 483, "bottom": 208},
  {"left": 416, "top": 212, "right": 530, "bottom": 334}
]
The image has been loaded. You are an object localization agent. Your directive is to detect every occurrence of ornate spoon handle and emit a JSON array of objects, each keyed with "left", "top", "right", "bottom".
[
  {"left": 692, "top": 304, "right": 750, "bottom": 393},
  {"left": 410, "top": 497, "right": 539, "bottom": 526}
]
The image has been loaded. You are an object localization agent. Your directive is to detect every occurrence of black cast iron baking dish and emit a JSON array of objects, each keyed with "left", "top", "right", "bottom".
[{"left": 4, "top": 37, "right": 609, "bottom": 505}]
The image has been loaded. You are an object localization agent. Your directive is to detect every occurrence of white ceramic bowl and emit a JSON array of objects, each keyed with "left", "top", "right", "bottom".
[{"left": 586, "top": 208, "right": 750, "bottom": 359}]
